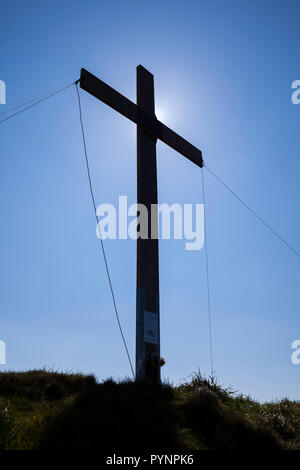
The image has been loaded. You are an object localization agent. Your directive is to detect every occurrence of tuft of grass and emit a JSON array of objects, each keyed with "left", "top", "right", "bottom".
[
  {"left": 176, "top": 369, "right": 236, "bottom": 402},
  {"left": 0, "top": 369, "right": 299, "bottom": 450}
]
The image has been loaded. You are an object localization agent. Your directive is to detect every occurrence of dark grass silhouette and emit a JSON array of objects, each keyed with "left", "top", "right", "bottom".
[
  {"left": 0, "top": 369, "right": 96, "bottom": 450},
  {"left": 0, "top": 369, "right": 95, "bottom": 401},
  {"left": 0, "top": 369, "right": 299, "bottom": 450},
  {"left": 181, "top": 388, "right": 280, "bottom": 450},
  {"left": 39, "top": 379, "right": 180, "bottom": 451}
]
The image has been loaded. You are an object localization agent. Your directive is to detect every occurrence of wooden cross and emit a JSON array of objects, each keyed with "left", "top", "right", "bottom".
[{"left": 80, "top": 66, "right": 203, "bottom": 383}]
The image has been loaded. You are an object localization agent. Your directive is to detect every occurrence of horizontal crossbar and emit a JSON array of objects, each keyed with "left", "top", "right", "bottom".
[{"left": 80, "top": 68, "right": 203, "bottom": 168}]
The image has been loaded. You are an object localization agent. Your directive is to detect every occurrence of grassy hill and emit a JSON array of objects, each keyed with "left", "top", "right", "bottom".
[{"left": 0, "top": 369, "right": 299, "bottom": 450}]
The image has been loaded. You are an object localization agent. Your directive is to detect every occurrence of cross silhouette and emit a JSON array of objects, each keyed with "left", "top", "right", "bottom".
[{"left": 80, "top": 66, "right": 203, "bottom": 382}]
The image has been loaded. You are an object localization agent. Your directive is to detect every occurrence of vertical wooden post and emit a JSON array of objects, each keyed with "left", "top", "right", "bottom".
[{"left": 136, "top": 65, "right": 160, "bottom": 383}]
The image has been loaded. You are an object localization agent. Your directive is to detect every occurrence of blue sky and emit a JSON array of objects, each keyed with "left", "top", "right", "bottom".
[{"left": 1, "top": 0, "right": 299, "bottom": 401}]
